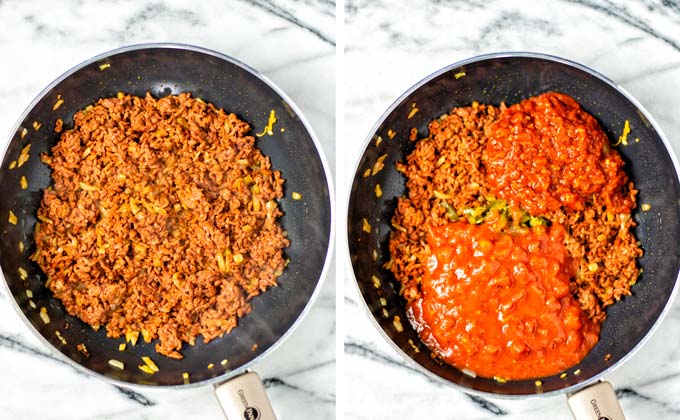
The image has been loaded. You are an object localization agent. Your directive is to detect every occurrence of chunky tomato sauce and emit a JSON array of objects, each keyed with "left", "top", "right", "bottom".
[
  {"left": 485, "top": 92, "right": 633, "bottom": 215},
  {"left": 408, "top": 222, "right": 600, "bottom": 380}
]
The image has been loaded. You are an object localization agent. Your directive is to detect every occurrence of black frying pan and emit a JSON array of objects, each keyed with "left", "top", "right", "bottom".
[
  {"left": 0, "top": 44, "right": 333, "bottom": 416},
  {"left": 346, "top": 52, "right": 680, "bottom": 418}
]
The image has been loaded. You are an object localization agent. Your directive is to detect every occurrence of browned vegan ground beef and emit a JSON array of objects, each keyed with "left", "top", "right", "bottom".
[{"left": 35, "top": 93, "right": 288, "bottom": 358}]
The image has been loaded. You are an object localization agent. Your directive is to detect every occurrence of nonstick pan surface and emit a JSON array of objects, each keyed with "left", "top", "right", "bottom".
[
  {"left": 0, "top": 43, "right": 333, "bottom": 387},
  {"left": 347, "top": 52, "right": 680, "bottom": 397}
]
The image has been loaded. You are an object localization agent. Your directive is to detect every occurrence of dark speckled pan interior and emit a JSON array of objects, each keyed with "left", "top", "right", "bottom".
[
  {"left": 347, "top": 53, "right": 680, "bottom": 397},
  {"left": 0, "top": 44, "right": 332, "bottom": 387}
]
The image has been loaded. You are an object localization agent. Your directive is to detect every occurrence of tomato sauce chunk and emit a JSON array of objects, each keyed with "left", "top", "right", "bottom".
[
  {"left": 485, "top": 92, "right": 633, "bottom": 215},
  {"left": 408, "top": 221, "right": 600, "bottom": 380}
]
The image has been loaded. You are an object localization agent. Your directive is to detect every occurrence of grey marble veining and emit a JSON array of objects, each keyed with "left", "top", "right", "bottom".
[
  {"left": 0, "top": 1, "right": 335, "bottom": 419},
  {"left": 341, "top": 0, "right": 680, "bottom": 419}
]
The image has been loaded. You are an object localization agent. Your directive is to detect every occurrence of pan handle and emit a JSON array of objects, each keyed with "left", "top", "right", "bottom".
[
  {"left": 566, "top": 381, "right": 625, "bottom": 420},
  {"left": 214, "top": 370, "right": 277, "bottom": 420}
]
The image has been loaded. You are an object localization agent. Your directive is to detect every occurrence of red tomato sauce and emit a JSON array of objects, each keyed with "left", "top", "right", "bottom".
[
  {"left": 408, "top": 222, "right": 600, "bottom": 380},
  {"left": 485, "top": 92, "right": 633, "bottom": 215}
]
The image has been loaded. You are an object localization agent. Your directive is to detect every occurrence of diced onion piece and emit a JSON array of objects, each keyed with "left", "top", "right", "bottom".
[
  {"left": 233, "top": 253, "right": 244, "bottom": 264},
  {"left": 535, "top": 380, "right": 543, "bottom": 387},
  {"left": 255, "top": 110, "right": 277, "bottom": 137},
  {"left": 560, "top": 373, "right": 568, "bottom": 379},
  {"left": 32, "top": 121, "right": 41, "bottom": 131},
  {"left": 291, "top": 191, "right": 302, "bottom": 200},
  {"left": 220, "top": 359, "right": 228, "bottom": 366},
  {"left": 25, "top": 289, "right": 33, "bottom": 298},
  {"left": 77, "top": 343, "right": 90, "bottom": 357},
  {"left": 454, "top": 72, "right": 466, "bottom": 79},
  {"left": 129, "top": 199, "right": 141, "bottom": 215},
  {"left": 37, "top": 215, "right": 53, "bottom": 224},
  {"left": 494, "top": 376, "right": 508, "bottom": 384},
  {"left": 462, "top": 368, "right": 477, "bottom": 378},
  {"left": 18, "top": 241, "right": 24, "bottom": 253},
  {"left": 363, "top": 168, "right": 371, "bottom": 178},
  {"left": 207, "top": 363, "right": 215, "bottom": 369},
  {"left": 133, "top": 243, "right": 147, "bottom": 255},
  {"left": 371, "top": 275, "right": 381, "bottom": 289},
  {"left": 119, "top": 343, "right": 126, "bottom": 351},
  {"left": 362, "top": 218, "right": 371, "bottom": 233},
  {"left": 99, "top": 63, "right": 111, "bottom": 71},
  {"left": 18, "top": 267, "right": 28, "bottom": 280},
  {"left": 9, "top": 160, "right": 16, "bottom": 169},
  {"left": 616, "top": 120, "right": 631, "bottom": 146},
  {"left": 574, "top": 369, "right": 582, "bottom": 376},
  {"left": 391, "top": 223, "right": 407, "bottom": 233},
  {"left": 39, "top": 307, "right": 50, "bottom": 324},
  {"left": 381, "top": 308, "right": 389, "bottom": 318},
  {"left": 126, "top": 330, "right": 139, "bottom": 346},
  {"left": 641, "top": 203, "right": 651, "bottom": 211},
  {"left": 79, "top": 182, "right": 99, "bottom": 191},
  {"left": 387, "top": 129, "right": 396, "bottom": 139},
  {"left": 8, "top": 210, "right": 17, "bottom": 225},
  {"left": 374, "top": 184, "right": 382, "bottom": 198},
  {"left": 383, "top": 259, "right": 394, "bottom": 270},
  {"left": 216, "top": 253, "right": 227, "bottom": 273},
  {"left": 138, "top": 364, "right": 155, "bottom": 374},
  {"left": 17, "top": 144, "right": 31, "bottom": 167},
  {"left": 28, "top": 299, "right": 36, "bottom": 309},
  {"left": 379, "top": 297, "right": 387, "bottom": 307},
  {"left": 433, "top": 190, "right": 453, "bottom": 200},
  {"left": 182, "top": 372, "right": 190, "bottom": 384},
  {"left": 407, "top": 105, "right": 419, "bottom": 119},
  {"left": 372, "top": 154, "right": 388, "bottom": 175},
  {"left": 108, "top": 359, "right": 125, "bottom": 370},
  {"left": 142, "top": 356, "right": 159, "bottom": 372},
  {"left": 20, "top": 128, "right": 28, "bottom": 139},
  {"left": 53, "top": 99, "right": 64, "bottom": 110},
  {"left": 141, "top": 328, "right": 151, "bottom": 343},
  {"left": 393, "top": 316, "right": 404, "bottom": 332},
  {"left": 20, "top": 176, "right": 28, "bottom": 190}
]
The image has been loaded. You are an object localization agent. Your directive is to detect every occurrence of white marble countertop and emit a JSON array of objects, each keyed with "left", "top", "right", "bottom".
[
  {"left": 341, "top": 0, "right": 680, "bottom": 419},
  {"left": 0, "top": 1, "right": 335, "bottom": 419}
]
